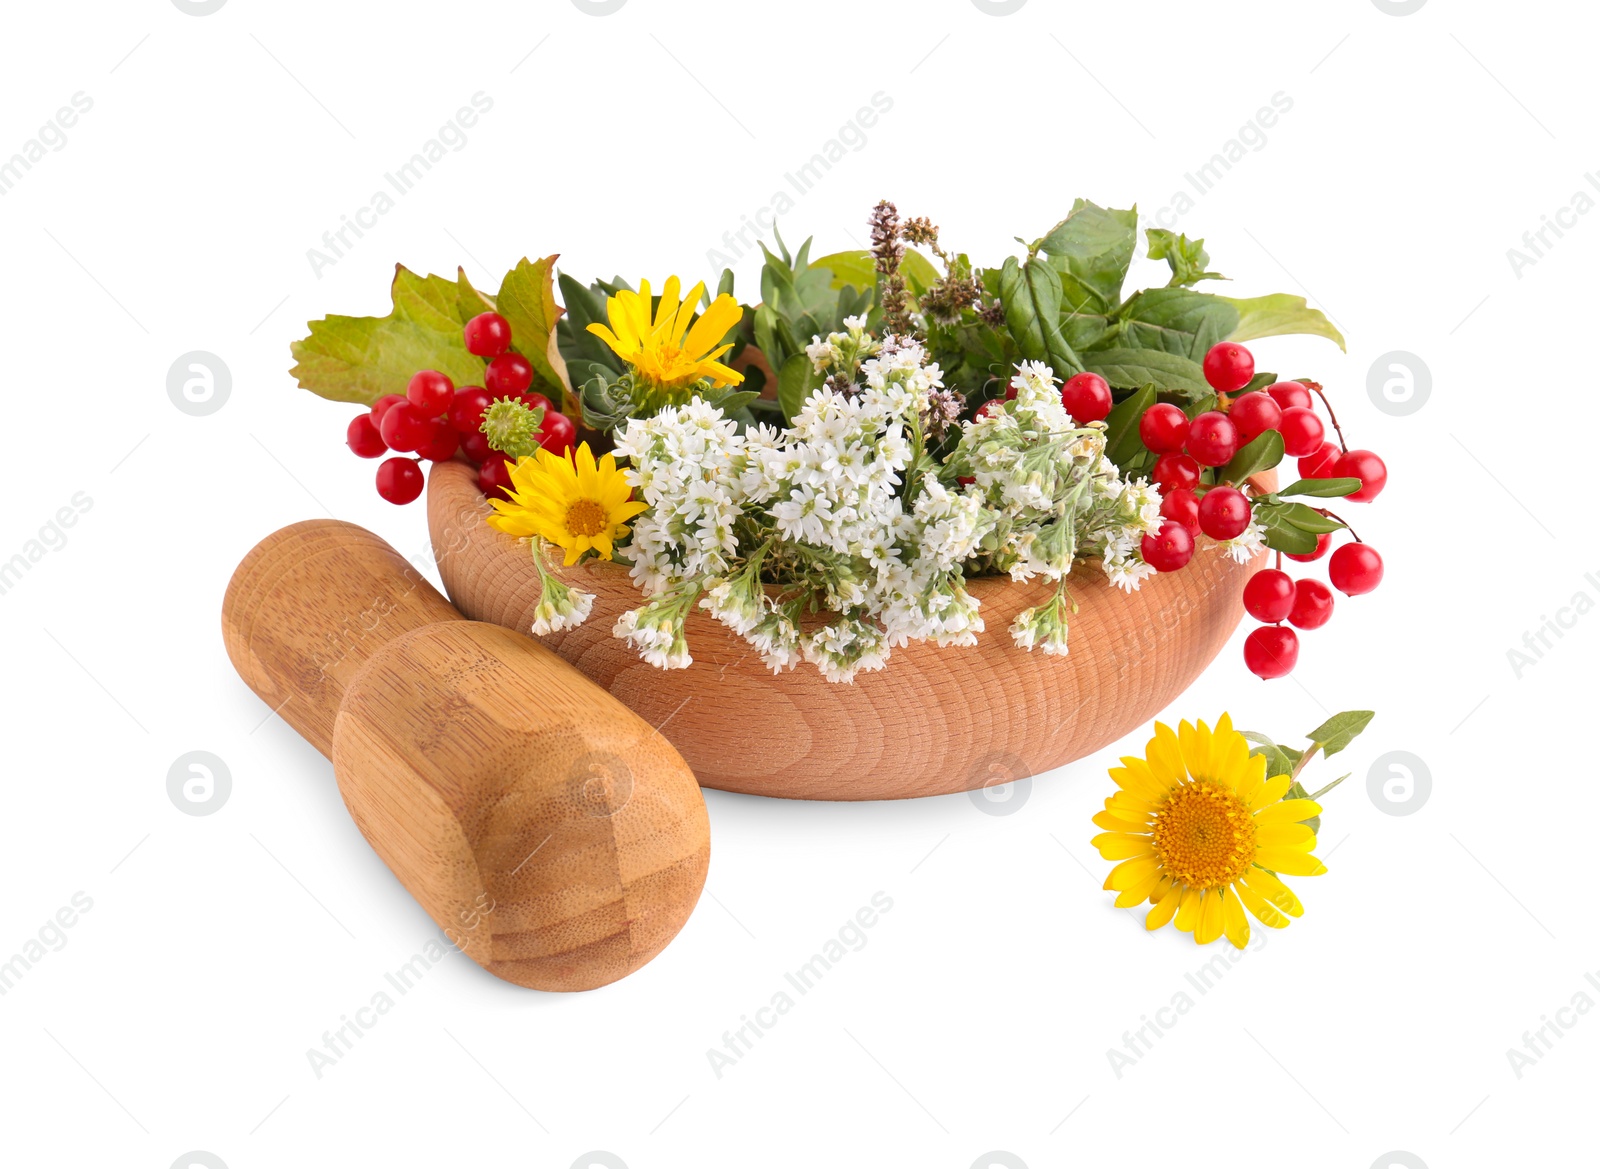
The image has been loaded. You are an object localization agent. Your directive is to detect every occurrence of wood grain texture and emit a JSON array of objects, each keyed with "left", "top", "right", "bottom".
[
  {"left": 428, "top": 460, "right": 1267, "bottom": 802},
  {"left": 222, "top": 520, "right": 709, "bottom": 991}
]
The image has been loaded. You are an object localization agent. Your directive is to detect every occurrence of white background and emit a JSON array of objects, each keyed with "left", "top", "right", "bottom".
[{"left": 0, "top": 2, "right": 1592, "bottom": 1167}]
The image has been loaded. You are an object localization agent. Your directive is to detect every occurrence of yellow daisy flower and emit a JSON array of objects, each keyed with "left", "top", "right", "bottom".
[
  {"left": 1091, "top": 714, "right": 1327, "bottom": 948},
  {"left": 486, "top": 442, "right": 646, "bottom": 566},
  {"left": 585, "top": 276, "right": 744, "bottom": 397}
]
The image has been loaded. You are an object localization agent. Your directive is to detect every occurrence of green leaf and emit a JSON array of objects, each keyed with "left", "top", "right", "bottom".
[
  {"left": 1222, "top": 293, "right": 1346, "bottom": 352},
  {"left": 777, "top": 351, "right": 821, "bottom": 423},
  {"left": 1000, "top": 255, "right": 1082, "bottom": 377},
  {"left": 1117, "top": 288, "right": 1240, "bottom": 361},
  {"left": 1278, "top": 502, "right": 1346, "bottom": 534},
  {"left": 496, "top": 255, "right": 570, "bottom": 405},
  {"left": 1146, "top": 228, "right": 1225, "bottom": 286},
  {"left": 1238, "top": 370, "right": 1277, "bottom": 396},
  {"left": 455, "top": 268, "right": 494, "bottom": 323},
  {"left": 555, "top": 272, "right": 626, "bottom": 384},
  {"left": 1082, "top": 347, "right": 1209, "bottom": 394},
  {"left": 1103, "top": 385, "right": 1157, "bottom": 469},
  {"left": 1220, "top": 427, "right": 1284, "bottom": 484},
  {"left": 1278, "top": 477, "right": 1362, "bottom": 498},
  {"left": 289, "top": 264, "right": 488, "bottom": 405},
  {"left": 1249, "top": 742, "right": 1297, "bottom": 783},
  {"left": 1039, "top": 200, "right": 1139, "bottom": 307},
  {"left": 1305, "top": 711, "right": 1374, "bottom": 757},
  {"left": 1255, "top": 501, "right": 1318, "bottom": 554}
]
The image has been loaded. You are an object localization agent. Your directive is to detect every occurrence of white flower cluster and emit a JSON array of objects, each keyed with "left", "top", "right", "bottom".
[
  {"left": 942, "top": 362, "right": 1166, "bottom": 650},
  {"left": 594, "top": 329, "right": 1174, "bottom": 681}
]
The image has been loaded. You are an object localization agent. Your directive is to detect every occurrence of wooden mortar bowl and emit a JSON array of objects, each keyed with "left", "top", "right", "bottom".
[{"left": 428, "top": 460, "right": 1266, "bottom": 801}]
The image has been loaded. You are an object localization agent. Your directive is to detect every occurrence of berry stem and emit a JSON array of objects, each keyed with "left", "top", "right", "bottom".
[{"left": 1302, "top": 380, "right": 1348, "bottom": 452}]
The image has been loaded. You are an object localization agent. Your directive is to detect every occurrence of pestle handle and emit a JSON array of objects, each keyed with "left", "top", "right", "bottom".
[{"left": 222, "top": 519, "right": 463, "bottom": 757}]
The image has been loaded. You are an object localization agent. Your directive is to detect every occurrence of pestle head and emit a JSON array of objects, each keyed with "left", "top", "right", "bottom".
[{"left": 223, "top": 520, "right": 709, "bottom": 991}]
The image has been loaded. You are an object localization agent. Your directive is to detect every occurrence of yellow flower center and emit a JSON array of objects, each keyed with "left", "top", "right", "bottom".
[
  {"left": 564, "top": 498, "right": 609, "bottom": 538},
  {"left": 1150, "top": 781, "right": 1256, "bottom": 889}
]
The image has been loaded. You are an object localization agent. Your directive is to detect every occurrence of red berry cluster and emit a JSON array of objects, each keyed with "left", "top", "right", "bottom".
[
  {"left": 1124, "top": 341, "right": 1389, "bottom": 679},
  {"left": 343, "top": 311, "right": 577, "bottom": 504}
]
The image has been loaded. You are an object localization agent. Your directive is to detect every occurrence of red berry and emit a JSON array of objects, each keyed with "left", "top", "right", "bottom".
[
  {"left": 1061, "top": 372, "right": 1112, "bottom": 423},
  {"left": 463, "top": 312, "right": 512, "bottom": 358},
  {"left": 1329, "top": 543, "right": 1384, "bottom": 595},
  {"left": 346, "top": 413, "right": 387, "bottom": 458},
  {"left": 1285, "top": 531, "right": 1332, "bottom": 563},
  {"left": 1202, "top": 342, "right": 1255, "bottom": 393},
  {"left": 1139, "top": 403, "right": 1190, "bottom": 453},
  {"left": 1297, "top": 440, "right": 1341, "bottom": 480},
  {"left": 1152, "top": 452, "right": 1201, "bottom": 494},
  {"left": 406, "top": 370, "right": 454, "bottom": 416},
  {"left": 1277, "top": 406, "right": 1325, "bottom": 458},
  {"left": 375, "top": 457, "right": 424, "bottom": 505},
  {"left": 1227, "top": 392, "right": 1282, "bottom": 444},
  {"left": 1266, "top": 381, "right": 1312, "bottom": 410},
  {"left": 1186, "top": 411, "right": 1239, "bottom": 467},
  {"left": 1288, "top": 579, "right": 1335, "bottom": 629},
  {"left": 378, "top": 401, "right": 432, "bottom": 453},
  {"left": 1141, "top": 520, "right": 1195, "bottom": 573},
  {"left": 371, "top": 393, "right": 407, "bottom": 423},
  {"left": 448, "top": 386, "right": 492, "bottom": 435},
  {"left": 418, "top": 420, "right": 459, "bottom": 463},
  {"left": 1244, "top": 625, "right": 1299, "bottom": 679},
  {"left": 977, "top": 399, "right": 1005, "bottom": 419},
  {"left": 1160, "top": 488, "right": 1201, "bottom": 537},
  {"left": 1332, "top": 449, "right": 1387, "bottom": 502},
  {"left": 1243, "top": 568, "right": 1295, "bottom": 623},
  {"left": 478, "top": 452, "right": 516, "bottom": 500},
  {"left": 520, "top": 391, "right": 554, "bottom": 417},
  {"left": 539, "top": 410, "right": 576, "bottom": 456},
  {"left": 485, "top": 353, "right": 534, "bottom": 395},
  {"left": 459, "top": 430, "right": 490, "bottom": 464},
  {"left": 1198, "top": 485, "right": 1252, "bottom": 539}
]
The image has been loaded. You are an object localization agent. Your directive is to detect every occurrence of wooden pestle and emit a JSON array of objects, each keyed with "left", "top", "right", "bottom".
[{"left": 221, "top": 519, "right": 709, "bottom": 991}]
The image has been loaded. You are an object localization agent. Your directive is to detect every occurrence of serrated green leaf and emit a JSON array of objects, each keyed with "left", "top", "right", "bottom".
[
  {"left": 1220, "top": 427, "right": 1284, "bottom": 484},
  {"left": 289, "top": 264, "right": 488, "bottom": 405},
  {"left": 1117, "top": 288, "right": 1240, "bottom": 361},
  {"left": 1306, "top": 711, "right": 1374, "bottom": 757},
  {"left": 1082, "top": 347, "right": 1210, "bottom": 394},
  {"left": 456, "top": 268, "right": 494, "bottom": 323},
  {"left": 1039, "top": 200, "right": 1139, "bottom": 306},
  {"left": 1223, "top": 293, "right": 1346, "bottom": 352},
  {"left": 1278, "top": 477, "right": 1362, "bottom": 498},
  {"left": 1146, "top": 228, "right": 1225, "bottom": 286},
  {"left": 1104, "top": 385, "right": 1157, "bottom": 469},
  {"left": 496, "top": 255, "right": 569, "bottom": 406}
]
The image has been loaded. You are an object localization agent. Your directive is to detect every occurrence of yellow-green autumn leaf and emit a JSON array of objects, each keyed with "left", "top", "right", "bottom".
[
  {"left": 811, "top": 248, "right": 942, "bottom": 296},
  {"left": 289, "top": 264, "right": 489, "bottom": 405},
  {"left": 495, "top": 255, "right": 571, "bottom": 407},
  {"left": 1222, "top": 293, "right": 1346, "bottom": 352}
]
